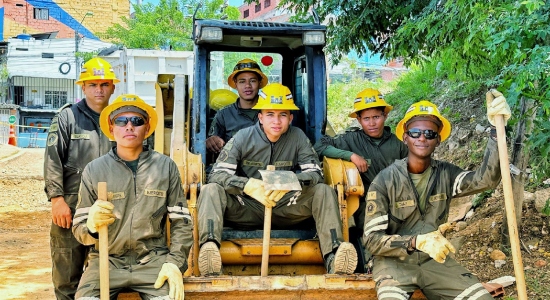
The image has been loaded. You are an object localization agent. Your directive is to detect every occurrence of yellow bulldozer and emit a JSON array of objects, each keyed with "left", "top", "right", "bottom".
[{"left": 119, "top": 16, "right": 427, "bottom": 300}]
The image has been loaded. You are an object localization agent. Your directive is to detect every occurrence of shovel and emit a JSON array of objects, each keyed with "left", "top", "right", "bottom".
[{"left": 257, "top": 165, "right": 302, "bottom": 276}]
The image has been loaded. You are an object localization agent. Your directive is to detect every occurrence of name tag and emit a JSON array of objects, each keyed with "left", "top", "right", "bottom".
[
  {"left": 243, "top": 160, "right": 264, "bottom": 167},
  {"left": 429, "top": 193, "right": 447, "bottom": 202},
  {"left": 71, "top": 133, "right": 90, "bottom": 140},
  {"left": 274, "top": 161, "right": 293, "bottom": 167},
  {"left": 395, "top": 199, "right": 415, "bottom": 209},
  {"left": 110, "top": 192, "right": 125, "bottom": 200},
  {"left": 367, "top": 191, "right": 377, "bottom": 200},
  {"left": 145, "top": 189, "right": 166, "bottom": 197}
]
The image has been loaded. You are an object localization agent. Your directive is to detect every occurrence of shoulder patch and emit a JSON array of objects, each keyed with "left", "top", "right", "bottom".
[
  {"left": 47, "top": 133, "right": 58, "bottom": 146},
  {"left": 218, "top": 149, "right": 229, "bottom": 162},
  {"left": 366, "top": 200, "right": 377, "bottom": 216},
  {"left": 225, "top": 138, "right": 234, "bottom": 151},
  {"left": 48, "top": 123, "right": 59, "bottom": 133},
  {"left": 367, "top": 191, "right": 377, "bottom": 200}
]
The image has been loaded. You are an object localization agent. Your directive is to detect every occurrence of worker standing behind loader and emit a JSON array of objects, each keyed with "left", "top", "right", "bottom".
[
  {"left": 314, "top": 88, "right": 408, "bottom": 233},
  {"left": 44, "top": 57, "right": 118, "bottom": 300},
  {"left": 197, "top": 83, "right": 358, "bottom": 276},
  {"left": 363, "top": 94, "right": 510, "bottom": 299},
  {"left": 72, "top": 94, "right": 193, "bottom": 300},
  {"left": 206, "top": 58, "right": 268, "bottom": 154}
]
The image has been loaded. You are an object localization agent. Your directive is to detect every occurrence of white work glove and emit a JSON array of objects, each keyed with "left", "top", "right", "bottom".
[
  {"left": 415, "top": 223, "right": 456, "bottom": 263},
  {"left": 86, "top": 200, "right": 115, "bottom": 233},
  {"left": 486, "top": 89, "right": 511, "bottom": 126},
  {"left": 265, "top": 189, "right": 289, "bottom": 203},
  {"left": 154, "top": 262, "right": 184, "bottom": 300},
  {"left": 243, "top": 178, "right": 275, "bottom": 208}
]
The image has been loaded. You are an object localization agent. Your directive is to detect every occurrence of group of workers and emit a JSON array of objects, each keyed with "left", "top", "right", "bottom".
[{"left": 44, "top": 56, "right": 511, "bottom": 300}]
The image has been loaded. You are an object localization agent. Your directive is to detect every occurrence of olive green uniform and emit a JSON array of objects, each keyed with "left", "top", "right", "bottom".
[
  {"left": 314, "top": 126, "right": 408, "bottom": 227},
  {"left": 208, "top": 100, "right": 258, "bottom": 143},
  {"left": 363, "top": 138, "right": 500, "bottom": 300},
  {"left": 199, "top": 122, "right": 344, "bottom": 256},
  {"left": 44, "top": 100, "right": 114, "bottom": 300},
  {"left": 72, "top": 147, "right": 193, "bottom": 299}
]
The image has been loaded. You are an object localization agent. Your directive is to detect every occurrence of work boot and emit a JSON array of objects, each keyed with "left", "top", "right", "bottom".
[
  {"left": 325, "top": 242, "right": 358, "bottom": 274},
  {"left": 198, "top": 241, "right": 222, "bottom": 276}
]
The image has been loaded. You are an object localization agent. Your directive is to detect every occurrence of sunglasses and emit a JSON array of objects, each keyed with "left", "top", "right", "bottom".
[
  {"left": 406, "top": 128, "right": 439, "bottom": 140},
  {"left": 112, "top": 116, "right": 147, "bottom": 127},
  {"left": 234, "top": 62, "right": 261, "bottom": 71}
]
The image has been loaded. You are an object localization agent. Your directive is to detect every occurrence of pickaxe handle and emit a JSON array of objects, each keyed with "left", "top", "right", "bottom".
[
  {"left": 260, "top": 165, "right": 275, "bottom": 276},
  {"left": 98, "top": 182, "right": 110, "bottom": 300}
]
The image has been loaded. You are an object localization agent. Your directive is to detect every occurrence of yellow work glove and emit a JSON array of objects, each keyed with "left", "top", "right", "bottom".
[
  {"left": 265, "top": 189, "right": 289, "bottom": 203},
  {"left": 486, "top": 89, "right": 511, "bottom": 126},
  {"left": 415, "top": 223, "right": 456, "bottom": 263},
  {"left": 243, "top": 178, "right": 275, "bottom": 208},
  {"left": 154, "top": 262, "right": 184, "bottom": 300},
  {"left": 86, "top": 200, "right": 115, "bottom": 234}
]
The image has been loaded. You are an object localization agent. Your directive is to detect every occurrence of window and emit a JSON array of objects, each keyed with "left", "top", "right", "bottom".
[
  {"left": 255, "top": 3, "right": 261, "bottom": 12},
  {"left": 243, "top": 9, "right": 249, "bottom": 18},
  {"left": 264, "top": 0, "right": 271, "bottom": 8},
  {"left": 34, "top": 8, "right": 49, "bottom": 20},
  {"left": 45, "top": 91, "right": 68, "bottom": 108}
]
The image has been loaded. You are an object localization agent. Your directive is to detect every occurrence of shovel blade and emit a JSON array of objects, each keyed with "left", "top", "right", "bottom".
[{"left": 258, "top": 169, "right": 302, "bottom": 191}]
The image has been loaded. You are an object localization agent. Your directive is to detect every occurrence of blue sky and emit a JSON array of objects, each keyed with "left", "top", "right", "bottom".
[{"left": 143, "top": 0, "right": 244, "bottom": 7}]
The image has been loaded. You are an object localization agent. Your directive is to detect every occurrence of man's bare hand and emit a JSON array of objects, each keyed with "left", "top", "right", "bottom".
[
  {"left": 350, "top": 153, "right": 369, "bottom": 173},
  {"left": 51, "top": 196, "right": 72, "bottom": 229},
  {"left": 206, "top": 136, "right": 225, "bottom": 153}
]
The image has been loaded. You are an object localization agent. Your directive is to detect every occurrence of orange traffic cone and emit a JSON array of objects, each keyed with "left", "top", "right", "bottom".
[{"left": 8, "top": 124, "right": 17, "bottom": 146}]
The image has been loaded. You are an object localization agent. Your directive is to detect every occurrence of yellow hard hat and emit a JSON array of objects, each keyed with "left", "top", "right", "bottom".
[
  {"left": 227, "top": 58, "right": 268, "bottom": 89},
  {"left": 396, "top": 100, "right": 451, "bottom": 142},
  {"left": 349, "top": 88, "right": 393, "bottom": 118},
  {"left": 76, "top": 57, "right": 120, "bottom": 85},
  {"left": 100, "top": 94, "right": 158, "bottom": 140},
  {"left": 253, "top": 83, "right": 299, "bottom": 111},
  {"left": 210, "top": 89, "right": 238, "bottom": 110}
]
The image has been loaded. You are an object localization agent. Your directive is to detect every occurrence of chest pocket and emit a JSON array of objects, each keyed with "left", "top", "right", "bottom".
[
  {"left": 390, "top": 198, "right": 416, "bottom": 223},
  {"left": 428, "top": 193, "right": 449, "bottom": 221}
]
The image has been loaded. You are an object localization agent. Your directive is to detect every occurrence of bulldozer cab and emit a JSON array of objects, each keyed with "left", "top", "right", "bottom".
[{"left": 190, "top": 19, "right": 328, "bottom": 164}]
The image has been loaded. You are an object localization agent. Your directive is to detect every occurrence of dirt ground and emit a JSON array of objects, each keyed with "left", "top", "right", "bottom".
[
  {"left": 0, "top": 141, "right": 549, "bottom": 299},
  {"left": 0, "top": 145, "right": 54, "bottom": 299}
]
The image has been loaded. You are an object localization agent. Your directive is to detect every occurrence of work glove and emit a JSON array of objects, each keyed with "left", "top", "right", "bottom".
[
  {"left": 265, "top": 189, "right": 289, "bottom": 203},
  {"left": 243, "top": 178, "right": 275, "bottom": 208},
  {"left": 415, "top": 223, "right": 456, "bottom": 263},
  {"left": 86, "top": 200, "right": 115, "bottom": 234},
  {"left": 486, "top": 89, "right": 511, "bottom": 126},
  {"left": 154, "top": 262, "right": 184, "bottom": 300}
]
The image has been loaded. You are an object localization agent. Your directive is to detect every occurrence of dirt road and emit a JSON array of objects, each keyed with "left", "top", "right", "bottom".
[{"left": 0, "top": 145, "right": 54, "bottom": 299}]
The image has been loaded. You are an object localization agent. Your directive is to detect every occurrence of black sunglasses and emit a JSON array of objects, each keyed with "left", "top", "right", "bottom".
[
  {"left": 112, "top": 116, "right": 147, "bottom": 127},
  {"left": 406, "top": 128, "right": 439, "bottom": 140},
  {"left": 234, "top": 62, "right": 261, "bottom": 71}
]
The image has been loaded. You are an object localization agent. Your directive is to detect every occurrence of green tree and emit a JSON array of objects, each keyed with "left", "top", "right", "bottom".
[{"left": 100, "top": 0, "right": 239, "bottom": 50}]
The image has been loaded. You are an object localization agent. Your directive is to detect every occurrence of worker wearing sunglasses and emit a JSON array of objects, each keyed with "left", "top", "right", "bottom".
[
  {"left": 73, "top": 94, "right": 192, "bottom": 300},
  {"left": 364, "top": 95, "right": 511, "bottom": 300}
]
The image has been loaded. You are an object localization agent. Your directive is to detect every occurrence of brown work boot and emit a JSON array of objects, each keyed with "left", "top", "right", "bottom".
[
  {"left": 326, "top": 242, "right": 357, "bottom": 274},
  {"left": 198, "top": 241, "right": 222, "bottom": 276}
]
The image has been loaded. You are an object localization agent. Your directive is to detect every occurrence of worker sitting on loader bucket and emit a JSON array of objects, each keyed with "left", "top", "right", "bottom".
[
  {"left": 314, "top": 88, "right": 408, "bottom": 237},
  {"left": 197, "top": 83, "right": 358, "bottom": 276},
  {"left": 363, "top": 94, "right": 510, "bottom": 299},
  {"left": 206, "top": 58, "right": 268, "bottom": 154},
  {"left": 72, "top": 94, "right": 193, "bottom": 300}
]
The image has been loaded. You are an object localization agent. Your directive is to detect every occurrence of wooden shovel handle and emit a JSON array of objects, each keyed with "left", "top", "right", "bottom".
[{"left": 98, "top": 182, "right": 109, "bottom": 300}]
